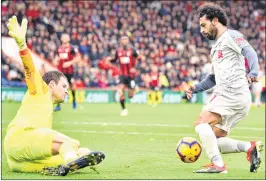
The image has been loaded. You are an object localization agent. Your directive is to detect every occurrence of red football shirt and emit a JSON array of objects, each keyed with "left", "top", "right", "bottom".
[
  {"left": 115, "top": 47, "right": 138, "bottom": 77},
  {"left": 57, "top": 45, "right": 78, "bottom": 74},
  {"left": 150, "top": 72, "right": 159, "bottom": 87}
]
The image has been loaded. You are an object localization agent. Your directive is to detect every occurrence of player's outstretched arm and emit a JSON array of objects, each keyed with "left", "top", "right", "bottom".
[
  {"left": 7, "top": 15, "right": 44, "bottom": 94},
  {"left": 185, "top": 74, "right": 216, "bottom": 99}
]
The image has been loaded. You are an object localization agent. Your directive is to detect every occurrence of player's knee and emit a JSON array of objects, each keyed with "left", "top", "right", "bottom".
[
  {"left": 213, "top": 127, "right": 227, "bottom": 138},
  {"left": 120, "top": 94, "right": 125, "bottom": 100},
  {"left": 77, "top": 147, "right": 90, "bottom": 157},
  {"left": 128, "top": 89, "right": 135, "bottom": 98},
  {"left": 118, "top": 89, "right": 124, "bottom": 97},
  {"left": 194, "top": 116, "right": 209, "bottom": 126},
  {"left": 71, "top": 139, "right": 80, "bottom": 148},
  {"left": 128, "top": 93, "right": 134, "bottom": 99},
  {"left": 194, "top": 111, "right": 221, "bottom": 127}
]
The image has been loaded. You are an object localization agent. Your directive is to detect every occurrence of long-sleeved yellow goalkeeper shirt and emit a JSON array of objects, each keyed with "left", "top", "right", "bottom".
[{"left": 6, "top": 49, "right": 53, "bottom": 132}]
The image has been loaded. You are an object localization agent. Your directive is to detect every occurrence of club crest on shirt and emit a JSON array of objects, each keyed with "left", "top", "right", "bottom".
[{"left": 217, "top": 50, "right": 223, "bottom": 59}]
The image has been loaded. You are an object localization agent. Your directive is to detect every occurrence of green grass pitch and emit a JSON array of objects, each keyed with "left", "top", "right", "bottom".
[{"left": 1, "top": 103, "right": 265, "bottom": 179}]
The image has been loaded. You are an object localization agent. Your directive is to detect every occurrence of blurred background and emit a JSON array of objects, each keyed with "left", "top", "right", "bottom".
[
  {"left": 1, "top": 0, "right": 265, "bottom": 105},
  {"left": 1, "top": 1, "right": 265, "bottom": 179}
]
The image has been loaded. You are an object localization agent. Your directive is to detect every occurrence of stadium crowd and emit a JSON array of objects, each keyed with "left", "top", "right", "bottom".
[{"left": 1, "top": 0, "right": 265, "bottom": 91}]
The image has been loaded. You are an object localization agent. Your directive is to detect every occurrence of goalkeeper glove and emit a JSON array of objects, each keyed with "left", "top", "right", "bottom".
[{"left": 7, "top": 15, "right": 28, "bottom": 50}]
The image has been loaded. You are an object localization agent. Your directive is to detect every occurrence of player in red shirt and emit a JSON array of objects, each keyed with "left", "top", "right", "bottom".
[
  {"left": 148, "top": 64, "right": 162, "bottom": 106},
  {"left": 107, "top": 35, "right": 139, "bottom": 116},
  {"left": 53, "top": 34, "right": 81, "bottom": 111}
]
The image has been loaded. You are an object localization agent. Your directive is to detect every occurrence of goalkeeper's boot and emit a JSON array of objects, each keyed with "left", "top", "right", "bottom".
[
  {"left": 42, "top": 151, "right": 105, "bottom": 176},
  {"left": 247, "top": 141, "right": 264, "bottom": 172},
  {"left": 54, "top": 104, "right": 61, "bottom": 112},
  {"left": 41, "top": 165, "right": 69, "bottom": 176},
  {"left": 67, "top": 151, "right": 105, "bottom": 172},
  {"left": 193, "top": 163, "right": 227, "bottom": 173}
]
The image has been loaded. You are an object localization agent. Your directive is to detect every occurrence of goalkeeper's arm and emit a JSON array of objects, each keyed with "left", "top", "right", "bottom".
[{"left": 7, "top": 16, "right": 41, "bottom": 94}]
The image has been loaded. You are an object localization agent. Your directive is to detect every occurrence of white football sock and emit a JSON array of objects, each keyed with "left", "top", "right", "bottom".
[
  {"left": 254, "top": 95, "right": 261, "bottom": 107},
  {"left": 59, "top": 141, "right": 79, "bottom": 164},
  {"left": 195, "top": 123, "right": 224, "bottom": 167},
  {"left": 217, "top": 137, "right": 251, "bottom": 153}
]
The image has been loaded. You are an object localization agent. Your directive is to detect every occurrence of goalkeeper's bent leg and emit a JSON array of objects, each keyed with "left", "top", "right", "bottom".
[{"left": 7, "top": 155, "right": 64, "bottom": 173}]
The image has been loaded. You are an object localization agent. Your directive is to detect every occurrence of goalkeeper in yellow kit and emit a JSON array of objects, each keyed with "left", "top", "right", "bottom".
[{"left": 4, "top": 16, "right": 105, "bottom": 176}]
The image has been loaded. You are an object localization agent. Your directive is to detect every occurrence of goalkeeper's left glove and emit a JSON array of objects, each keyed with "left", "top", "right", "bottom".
[{"left": 7, "top": 15, "right": 28, "bottom": 50}]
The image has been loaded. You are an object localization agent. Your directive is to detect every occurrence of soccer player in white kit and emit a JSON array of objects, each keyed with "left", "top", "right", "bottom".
[{"left": 185, "top": 2, "right": 263, "bottom": 173}]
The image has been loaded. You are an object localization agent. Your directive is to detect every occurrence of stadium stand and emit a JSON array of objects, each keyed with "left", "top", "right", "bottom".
[{"left": 1, "top": 0, "right": 265, "bottom": 91}]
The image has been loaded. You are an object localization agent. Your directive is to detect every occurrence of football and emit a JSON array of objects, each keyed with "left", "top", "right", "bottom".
[{"left": 176, "top": 137, "right": 202, "bottom": 163}]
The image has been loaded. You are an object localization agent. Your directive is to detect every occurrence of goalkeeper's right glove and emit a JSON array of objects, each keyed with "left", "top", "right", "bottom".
[{"left": 7, "top": 15, "right": 28, "bottom": 50}]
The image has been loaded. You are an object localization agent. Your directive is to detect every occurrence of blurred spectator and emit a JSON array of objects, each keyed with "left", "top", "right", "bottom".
[
  {"left": 1, "top": 52, "right": 26, "bottom": 87},
  {"left": 1, "top": 0, "right": 265, "bottom": 90}
]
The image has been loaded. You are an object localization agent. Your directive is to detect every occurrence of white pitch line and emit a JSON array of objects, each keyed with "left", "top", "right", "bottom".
[
  {"left": 3, "top": 119, "right": 265, "bottom": 131},
  {"left": 61, "top": 130, "right": 265, "bottom": 140},
  {"left": 2, "top": 120, "right": 264, "bottom": 139},
  {"left": 58, "top": 121, "right": 265, "bottom": 131}
]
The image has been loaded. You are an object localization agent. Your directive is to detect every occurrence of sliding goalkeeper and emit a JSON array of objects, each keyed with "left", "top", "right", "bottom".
[{"left": 4, "top": 15, "right": 105, "bottom": 176}]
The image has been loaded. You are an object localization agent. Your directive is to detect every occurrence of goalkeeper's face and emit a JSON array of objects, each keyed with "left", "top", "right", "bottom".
[{"left": 51, "top": 77, "right": 69, "bottom": 103}]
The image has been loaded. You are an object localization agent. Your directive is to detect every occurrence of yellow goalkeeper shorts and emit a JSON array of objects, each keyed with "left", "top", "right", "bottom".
[{"left": 4, "top": 127, "right": 65, "bottom": 172}]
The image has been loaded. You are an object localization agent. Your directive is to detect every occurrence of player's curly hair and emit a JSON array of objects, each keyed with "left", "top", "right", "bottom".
[
  {"left": 197, "top": 2, "right": 228, "bottom": 26},
  {"left": 42, "top": 70, "right": 66, "bottom": 85}
]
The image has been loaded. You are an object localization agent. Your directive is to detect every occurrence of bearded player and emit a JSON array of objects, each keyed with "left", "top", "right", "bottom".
[
  {"left": 107, "top": 34, "right": 139, "bottom": 116},
  {"left": 4, "top": 16, "right": 105, "bottom": 176},
  {"left": 53, "top": 33, "right": 81, "bottom": 111},
  {"left": 185, "top": 3, "right": 263, "bottom": 173}
]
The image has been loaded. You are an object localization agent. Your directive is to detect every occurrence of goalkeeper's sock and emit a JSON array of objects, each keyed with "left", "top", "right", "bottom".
[{"left": 59, "top": 141, "right": 79, "bottom": 164}]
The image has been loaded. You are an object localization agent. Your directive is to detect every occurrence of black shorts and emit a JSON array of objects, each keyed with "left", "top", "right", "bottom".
[
  {"left": 65, "top": 74, "right": 74, "bottom": 85},
  {"left": 150, "top": 86, "right": 160, "bottom": 91},
  {"left": 119, "top": 75, "right": 136, "bottom": 89}
]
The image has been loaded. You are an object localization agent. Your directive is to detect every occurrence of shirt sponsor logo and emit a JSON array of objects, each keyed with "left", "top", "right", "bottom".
[{"left": 235, "top": 37, "right": 246, "bottom": 45}]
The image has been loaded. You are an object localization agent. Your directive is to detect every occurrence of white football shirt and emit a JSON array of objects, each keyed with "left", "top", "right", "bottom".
[{"left": 210, "top": 29, "right": 251, "bottom": 90}]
